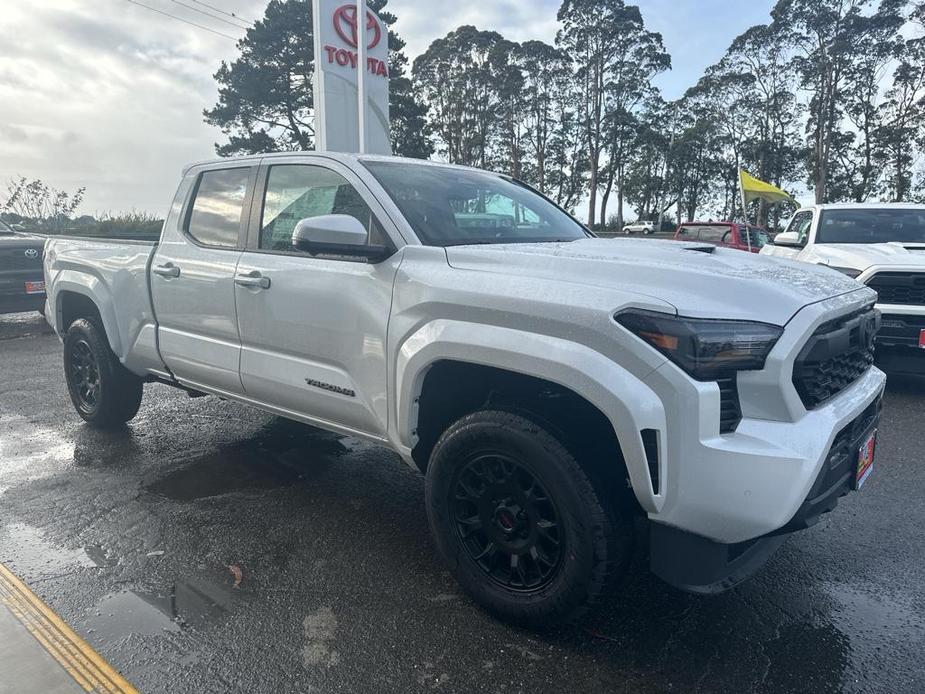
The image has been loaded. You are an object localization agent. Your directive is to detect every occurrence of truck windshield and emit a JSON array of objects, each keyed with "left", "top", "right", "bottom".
[
  {"left": 362, "top": 161, "right": 588, "bottom": 246},
  {"left": 817, "top": 209, "right": 925, "bottom": 243}
]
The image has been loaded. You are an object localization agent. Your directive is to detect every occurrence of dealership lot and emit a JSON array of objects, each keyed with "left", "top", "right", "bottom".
[{"left": 1, "top": 312, "right": 923, "bottom": 694}]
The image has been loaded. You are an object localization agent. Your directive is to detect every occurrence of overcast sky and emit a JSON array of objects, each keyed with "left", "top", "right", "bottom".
[{"left": 0, "top": 0, "right": 776, "bottom": 216}]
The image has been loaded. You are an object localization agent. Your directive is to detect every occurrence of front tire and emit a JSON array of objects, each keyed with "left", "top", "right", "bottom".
[
  {"left": 63, "top": 318, "right": 143, "bottom": 428},
  {"left": 425, "top": 410, "right": 632, "bottom": 627}
]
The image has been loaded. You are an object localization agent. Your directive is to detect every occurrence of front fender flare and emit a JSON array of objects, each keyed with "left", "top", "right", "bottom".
[{"left": 393, "top": 320, "right": 667, "bottom": 513}]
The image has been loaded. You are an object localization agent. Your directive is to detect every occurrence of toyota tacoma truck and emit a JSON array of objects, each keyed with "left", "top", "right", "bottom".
[
  {"left": 0, "top": 220, "right": 46, "bottom": 315},
  {"left": 44, "top": 153, "right": 885, "bottom": 626},
  {"left": 762, "top": 203, "right": 925, "bottom": 372}
]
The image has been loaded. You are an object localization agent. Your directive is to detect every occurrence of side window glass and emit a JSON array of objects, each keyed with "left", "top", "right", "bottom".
[
  {"left": 187, "top": 168, "right": 250, "bottom": 248},
  {"left": 260, "top": 165, "right": 385, "bottom": 252},
  {"left": 787, "top": 212, "right": 813, "bottom": 243}
]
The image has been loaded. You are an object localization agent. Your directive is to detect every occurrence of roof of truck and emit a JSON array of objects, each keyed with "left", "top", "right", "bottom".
[
  {"left": 800, "top": 202, "right": 925, "bottom": 211},
  {"left": 182, "top": 151, "right": 490, "bottom": 176}
]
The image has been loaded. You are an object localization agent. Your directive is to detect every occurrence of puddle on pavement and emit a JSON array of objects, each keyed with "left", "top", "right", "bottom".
[
  {"left": 825, "top": 581, "right": 925, "bottom": 645},
  {"left": 145, "top": 419, "right": 350, "bottom": 501},
  {"left": 87, "top": 575, "right": 234, "bottom": 640},
  {"left": 0, "top": 523, "right": 97, "bottom": 577},
  {"left": 0, "top": 414, "right": 75, "bottom": 487}
]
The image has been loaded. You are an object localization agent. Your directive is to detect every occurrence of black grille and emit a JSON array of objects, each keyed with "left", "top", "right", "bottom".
[
  {"left": 866, "top": 272, "right": 925, "bottom": 306},
  {"left": 717, "top": 376, "right": 741, "bottom": 433},
  {"left": 792, "top": 308, "right": 879, "bottom": 409}
]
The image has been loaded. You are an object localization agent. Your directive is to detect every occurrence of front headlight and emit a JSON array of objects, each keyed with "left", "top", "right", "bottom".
[{"left": 616, "top": 310, "right": 783, "bottom": 380}]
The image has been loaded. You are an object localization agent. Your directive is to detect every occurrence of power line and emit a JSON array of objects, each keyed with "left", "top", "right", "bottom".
[
  {"left": 167, "top": 0, "right": 253, "bottom": 29},
  {"left": 122, "top": 0, "right": 241, "bottom": 41},
  {"left": 190, "top": 0, "right": 255, "bottom": 27}
]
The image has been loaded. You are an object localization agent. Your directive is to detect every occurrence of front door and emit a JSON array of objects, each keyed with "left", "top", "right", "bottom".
[
  {"left": 234, "top": 160, "right": 401, "bottom": 438},
  {"left": 151, "top": 164, "right": 255, "bottom": 394}
]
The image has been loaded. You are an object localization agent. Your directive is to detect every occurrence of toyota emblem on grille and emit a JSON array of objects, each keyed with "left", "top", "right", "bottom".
[{"left": 24, "top": 248, "right": 38, "bottom": 259}]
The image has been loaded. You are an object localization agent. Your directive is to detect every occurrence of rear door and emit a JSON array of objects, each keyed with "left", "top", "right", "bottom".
[
  {"left": 234, "top": 158, "right": 402, "bottom": 438},
  {"left": 150, "top": 163, "right": 257, "bottom": 394}
]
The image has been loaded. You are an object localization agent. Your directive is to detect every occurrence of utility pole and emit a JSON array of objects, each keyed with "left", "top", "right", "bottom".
[{"left": 356, "top": 0, "right": 367, "bottom": 153}]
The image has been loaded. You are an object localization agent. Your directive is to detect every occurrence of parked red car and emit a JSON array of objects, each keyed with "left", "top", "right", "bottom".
[{"left": 674, "top": 222, "right": 770, "bottom": 253}]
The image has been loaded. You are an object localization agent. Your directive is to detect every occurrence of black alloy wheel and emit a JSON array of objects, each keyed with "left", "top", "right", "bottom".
[
  {"left": 452, "top": 452, "right": 563, "bottom": 591},
  {"left": 425, "top": 410, "right": 632, "bottom": 627},
  {"left": 63, "top": 318, "right": 143, "bottom": 428},
  {"left": 69, "top": 337, "right": 101, "bottom": 415}
]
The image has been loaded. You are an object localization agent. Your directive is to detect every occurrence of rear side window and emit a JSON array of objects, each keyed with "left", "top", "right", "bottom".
[
  {"left": 679, "top": 225, "right": 729, "bottom": 243},
  {"left": 186, "top": 168, "right": 250, "bottom": 248}
]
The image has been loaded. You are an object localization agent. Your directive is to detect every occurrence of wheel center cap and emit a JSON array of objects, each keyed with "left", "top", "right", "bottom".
[{"left": 493, "top": 503, "right": 522, "bottom": 534}]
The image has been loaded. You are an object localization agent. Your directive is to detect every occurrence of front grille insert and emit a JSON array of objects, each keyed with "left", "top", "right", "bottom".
[
  {"left": 866, "top": 272, "right": 925, "bottom": 306},
  {"left": 792, "top": 307, "right": 879, "bottom": 409}
]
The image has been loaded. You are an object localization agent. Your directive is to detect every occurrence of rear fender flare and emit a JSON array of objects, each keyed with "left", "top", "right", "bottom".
[{"left": 51, "top": 273, "right": 123, "bottom": 357}]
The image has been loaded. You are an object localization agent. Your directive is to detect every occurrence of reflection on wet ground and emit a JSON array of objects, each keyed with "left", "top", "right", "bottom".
[
  {"left": 144, "top": 420, "right": 348, "bottom": 501},
  {"left": 87, "top": 574, "right": 234, "bottom": 641},
  {"left": 0, "top": 314, "right": 924, "bottom": 693}
]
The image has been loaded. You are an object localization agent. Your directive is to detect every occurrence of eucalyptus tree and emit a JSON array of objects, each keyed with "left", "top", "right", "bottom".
[
  {"left": 556, "top": 0, "right": 667, "bottom": 225},
  {"left": 770, "top": 0, "right": 875, "bottom": 203},
  {"left": 515, "top": 41, "right": 574, "bottom": 193},
  {"left": 595, "top": 7, "right": 669, "bottom": 229},
  {"left": 412, "top": 26, "right": 513, "bottom": 168}
]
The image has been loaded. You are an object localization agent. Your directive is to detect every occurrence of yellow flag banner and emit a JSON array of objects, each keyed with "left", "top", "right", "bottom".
[{"left": 739, "top": 169, "right": 794, "bottom": 205}]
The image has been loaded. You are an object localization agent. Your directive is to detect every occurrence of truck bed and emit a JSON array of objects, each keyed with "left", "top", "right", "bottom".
[{"left": 43, "top": 236, "right": 165, "bottom": 375}]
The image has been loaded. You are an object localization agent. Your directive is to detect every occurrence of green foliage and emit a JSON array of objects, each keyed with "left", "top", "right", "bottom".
[{"left": 2, "top": 176, "right": 85, "bottom": 231}]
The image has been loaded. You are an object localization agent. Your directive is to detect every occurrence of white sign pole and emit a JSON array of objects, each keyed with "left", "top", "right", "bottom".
[
  {"left": 356, "top": 0, "right": 366, "bottom": 153},
  {"left": 312, "top": 0, "right": 326, "bottom": 151}
]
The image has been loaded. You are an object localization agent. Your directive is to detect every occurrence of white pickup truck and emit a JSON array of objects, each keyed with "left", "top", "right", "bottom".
[
  {"left": 44, "top": 153, "right": 885, "bottom": 626},
  {"left": 762, "top": 203, "right": 925, "bottom": 372}
]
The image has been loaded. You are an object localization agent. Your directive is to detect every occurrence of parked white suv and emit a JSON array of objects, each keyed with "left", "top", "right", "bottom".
[
  {"left": 43, "top": 153, "right": 884, "bottom": 626},
  {"left": 762, "top": 203, "right": 925, "bottom": 371},
  {"left": 622, "top": 220, "right": 655, "bottom": 235}
]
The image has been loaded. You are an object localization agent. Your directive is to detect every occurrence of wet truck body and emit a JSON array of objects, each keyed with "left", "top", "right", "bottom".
[{"left": 43, "top": 153, "right": 885, "bottom": 627}]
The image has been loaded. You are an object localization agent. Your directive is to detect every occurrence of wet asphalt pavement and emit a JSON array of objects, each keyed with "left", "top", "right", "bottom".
[{"left": 0, "top": 311, "right": 923, "bottom": 694}]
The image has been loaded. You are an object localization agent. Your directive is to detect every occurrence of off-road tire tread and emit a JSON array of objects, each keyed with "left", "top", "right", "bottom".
[
  {"left": 426, "top": 409, "right": 631, "bottom": 628},
  {"left": 63, "top": 318, "right": 143, "bottom": 428}
]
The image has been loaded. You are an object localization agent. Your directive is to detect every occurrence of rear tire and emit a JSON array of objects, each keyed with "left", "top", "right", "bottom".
[
  {"left": 425, "top": 410, "right": 632, "bottom": 628},
  {"left": 63, "top": 318, "right": 143, "bottom": 428}
]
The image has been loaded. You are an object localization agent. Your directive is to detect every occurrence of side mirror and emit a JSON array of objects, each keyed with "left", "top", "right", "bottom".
[
  {"left": 772, "top": 231, "right": 804, "bottom": 248},
  {"left": 291, "top": 214, "right": 390, "bottom": 262}
]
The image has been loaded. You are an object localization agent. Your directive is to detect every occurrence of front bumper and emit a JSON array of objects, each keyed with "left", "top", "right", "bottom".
[
  {"left": 651, "top": 394, "right": 882, "bottom": 593},
  {"left": 876, "top": 311, "right": 925, "bottom": 349}
]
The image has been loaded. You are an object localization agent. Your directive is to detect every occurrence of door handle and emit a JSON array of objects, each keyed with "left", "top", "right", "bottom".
[
  {"left": 234, "top": 271, "right": 270, "bottom": 290},
  {"left": 153, "top": 263, "right": 180, "bottom": 278}
]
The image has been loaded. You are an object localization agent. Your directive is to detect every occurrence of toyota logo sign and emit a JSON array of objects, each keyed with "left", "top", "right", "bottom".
[
  {"left": 332, "top": 4, "right": 381, "bottom": 50},
  {"left": 24, "top": 248, "right": 38, "bottom": 259}
]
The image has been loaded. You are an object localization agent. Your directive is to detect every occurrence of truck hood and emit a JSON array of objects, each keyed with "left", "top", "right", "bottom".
[
  {"left": 445, "top": 238, "right": 870, "bottom": 325},
  {"left": 808, "top": 242, "right": 925, "bottom": 271}
]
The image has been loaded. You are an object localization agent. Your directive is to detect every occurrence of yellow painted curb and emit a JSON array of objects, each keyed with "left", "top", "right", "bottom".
[{"left": 0, "top": 562, "right": 139, "bottom": 694}]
